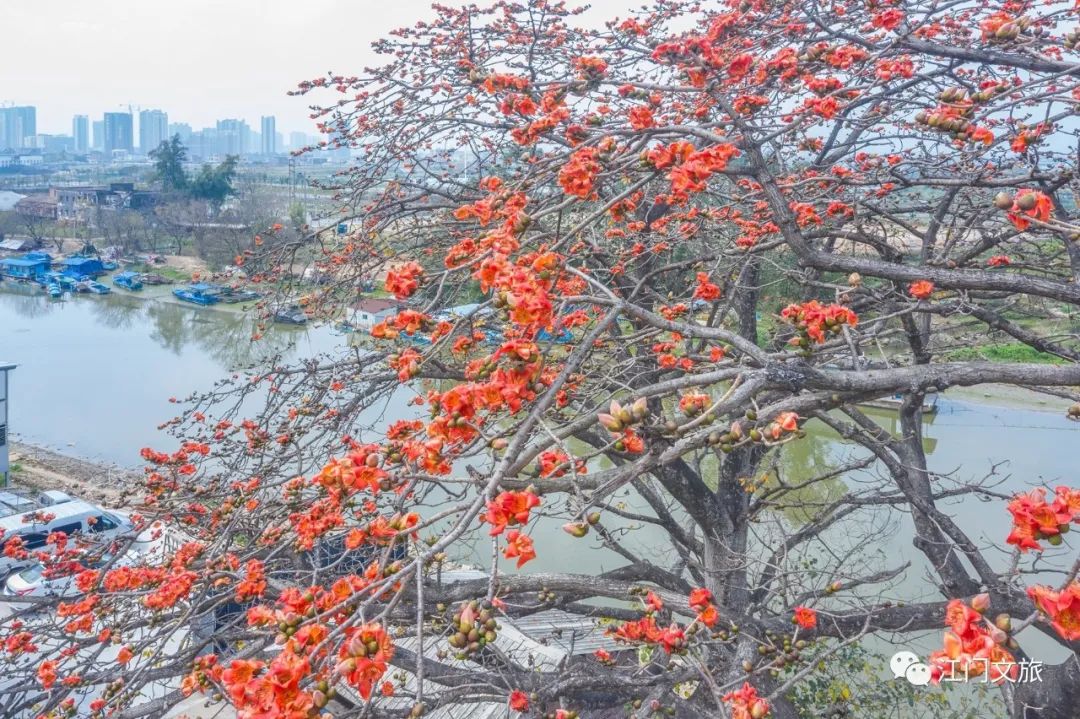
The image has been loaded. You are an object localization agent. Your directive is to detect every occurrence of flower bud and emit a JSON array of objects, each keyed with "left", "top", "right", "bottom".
[
  {"left": 597, "top": 413, "right": 622, "bottom": 432},
  {"left": 562, "top": 522, "right": 589, "bottom": 538}
]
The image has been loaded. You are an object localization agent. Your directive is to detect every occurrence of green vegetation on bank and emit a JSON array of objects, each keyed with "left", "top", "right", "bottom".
[{"left": 942, "top": 342, "right": 1065, "bottom": 364}]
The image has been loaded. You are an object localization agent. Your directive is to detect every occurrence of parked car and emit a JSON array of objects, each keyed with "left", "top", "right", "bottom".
[
  {"left": 0, "top": 490, "right": 71, "bottom": 518},
  {"left": 3, "top": 552, "right": 115, "bottom": 598},
  {"left": 0, "top": 501, "right": 134, "bottom": 578}
]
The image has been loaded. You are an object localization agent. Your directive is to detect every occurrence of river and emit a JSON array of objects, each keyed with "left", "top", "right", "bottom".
[{"left": 2, "top": 285, "right": 1079, "bottom": 684}]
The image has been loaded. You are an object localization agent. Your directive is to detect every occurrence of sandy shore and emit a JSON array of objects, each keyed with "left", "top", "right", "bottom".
[{"left": 7, "top": 442, "right": 141, "bottom": 508}]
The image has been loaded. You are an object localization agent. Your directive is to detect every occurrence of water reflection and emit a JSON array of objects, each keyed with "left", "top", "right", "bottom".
[{"left": 0, "top": 287, "right": 344, "bottom": 464}]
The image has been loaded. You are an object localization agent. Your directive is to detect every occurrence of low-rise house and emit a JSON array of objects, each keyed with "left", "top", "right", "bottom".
[
  {"left": 0, "top": 254, "right": 50, "bottom": 280},
  {"left": 352, "top": 298, "right": 401, "bottom": 329},
  {"left": 14, "top": 194, "right": 58, "bottom": 220}
]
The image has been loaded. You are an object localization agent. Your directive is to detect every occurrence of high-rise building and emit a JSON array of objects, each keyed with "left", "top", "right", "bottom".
[
  {"left": 0, "top": 106, "right": 37, "bottom": 150},
  {"left": 72, "top": 115, "right": 90, "bottom": 153},
  {"left": 289, "top": 131, "right": 308, "bottom": 151},
  {"left": 41, "top": 135, "right": 75, "bottom": 153},
  {"left": 260, "top": 116, "right": 277, "bottom": 155},
  {"left": 139, "top": 109, "right": 168, "bottom": 154},
  {"left": 215, "top": 119, "right": 250, "bottom": 157},
  {"left": 168, "top": 122, "right": 193, "bottom": 144},
  {"left": 189, "top": 128, "right": 218, "bottom": 160},
  {"left": 103, "top": 112, "right": 134, "bottom": 155},
  {"left": 92, "top": 120, "right": 105, "bottom": 151}
]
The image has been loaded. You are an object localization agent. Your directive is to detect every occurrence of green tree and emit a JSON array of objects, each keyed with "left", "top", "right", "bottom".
[
  {"left": 189, "top": 155, "right": 238, "bottom": 211},
  {"left": 149, "top": 134, "right": 189, "bottom": 192}
]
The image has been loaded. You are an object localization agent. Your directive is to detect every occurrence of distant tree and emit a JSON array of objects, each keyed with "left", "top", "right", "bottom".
[
  {"left": 288, "top": 201, "right": 306, "bottom": 230},
  {"left": 149, "top": 134, "right": 189, "bottom": 192},
  {"left": 189, "top": 155, "right": 239, "bottom": 212}
]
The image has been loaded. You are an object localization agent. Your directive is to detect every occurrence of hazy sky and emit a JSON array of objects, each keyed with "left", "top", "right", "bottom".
[{"left": 2, "top": 0, "right": 632, "bottom": 138}]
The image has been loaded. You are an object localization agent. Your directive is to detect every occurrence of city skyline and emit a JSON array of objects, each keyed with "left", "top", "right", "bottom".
[
  {"left": 0, "top": 0, "right": 628, "bottom": 137},
  {"left": 1, "top": 103, "right": 323, "bottom": 157}
]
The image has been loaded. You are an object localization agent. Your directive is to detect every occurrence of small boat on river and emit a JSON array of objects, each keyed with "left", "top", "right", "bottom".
[
  {"left": 273, "top": 305, "right": 308, "bottom": 325},
  {"left": 85, "top": 281, "right": 111, "bottom": 295},
  {"left": 217, "top": 287, "right": 261, "bottom": 303},
  {"left": 173, "top": 284, "right": 221, "bottom": 306},
  {"left": 112, "top": 272, "right": 144, "bottom": 291}
]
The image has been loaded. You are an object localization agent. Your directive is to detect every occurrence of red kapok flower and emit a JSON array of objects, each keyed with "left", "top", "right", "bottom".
[
  {"left": 385, "top": 261, "right": 424, "bottom": 299},
  {"left": 908, "top": 280, "right": 934, "bottom": 299},
  {"left": 1007, "top": 190, "right": 1052, "bottom": 231},
  {"left": 509, "top": 689, "right": 530, "bottom": 712},
  {"left": 1027, "top": 582, "right": 1080, "bottom": 640},
  {"left": 503, "top": 530, "right": 537, "bottom": 568},
  {"left": 793, "top": 606, "right": 817, "bottom": 630},
  {"left": 723, "top": 682, "right": 770, "bottom": 719}
]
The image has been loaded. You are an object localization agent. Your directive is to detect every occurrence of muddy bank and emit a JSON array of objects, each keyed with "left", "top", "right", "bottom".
[{"left": 7, "top": 442, "right": 142, "bottom": 509}]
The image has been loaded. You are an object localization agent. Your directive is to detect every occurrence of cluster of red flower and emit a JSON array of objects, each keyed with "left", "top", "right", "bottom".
[
  {"left": 693, "top": 272, "right": 722, "bottom": 302},
  {"left": 689, "top": 587, "right": 719, "bottom": 627},
  {"left": 558, "top": 146, "right": 603, "bottom": 199},
  {"left": 384, "top": 261, "right": 424, "bottom": 299},
  {"left": 929, "top": 599, "right": 1017, "bottom": 683},
  {"left": 723, "top": 682, "right": 771, "bottom": 719},
  {"left": 336, "top": 623, "right": 395, "bottom": 699},
  {"left": 1005, "top": 486, "right": 1080, "bottom": 551},
  {"left": 1027, "top": 582, "right": 1080, "bottom": 640},
  {"left": 779, "top": 300, "right": 858, "bottom": 345},
  {"left": 1006, "top": 190, "right": 1053, "bottom": 231},
  {"left": 483, "top": 490, "right": 541, "bottom": 536}
]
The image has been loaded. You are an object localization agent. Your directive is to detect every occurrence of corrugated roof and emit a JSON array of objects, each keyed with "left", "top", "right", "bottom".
[{"left": 512, "top": 608, "right": 620, "bottom": 656}]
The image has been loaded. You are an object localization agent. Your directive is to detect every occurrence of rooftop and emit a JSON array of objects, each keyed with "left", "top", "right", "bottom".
[
  {"left": 1, "top": 257, "right": 48, "bottom": 267},
  {"left": 355, "top": 298, "right": 400, "bottom": 313}
]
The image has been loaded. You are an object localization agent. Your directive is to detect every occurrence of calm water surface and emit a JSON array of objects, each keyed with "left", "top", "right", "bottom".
[{"left": 2, "top": 286, "right": 1079, "bottom": 671}]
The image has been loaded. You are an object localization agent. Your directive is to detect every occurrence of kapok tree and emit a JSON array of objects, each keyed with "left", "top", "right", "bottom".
[{"left": 8, "top": 1, "right": 1080, "bottom": 718}]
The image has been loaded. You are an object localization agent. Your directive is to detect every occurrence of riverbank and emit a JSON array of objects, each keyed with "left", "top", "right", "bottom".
[{"left": 7, "top": 442, "right": 140, "bottom": 508}]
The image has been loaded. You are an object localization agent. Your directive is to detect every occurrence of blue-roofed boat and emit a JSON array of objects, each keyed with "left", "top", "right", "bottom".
[
  {"left": 173, "top": 283, "right": 221, "bottom": 306},
  {"left": 40, "top": 271, "right": 75, "bottom": 291},
  {"left": 58, "top": 255, "right": 106, "bottom": 279},
  {"left": 45, "top": 281, "right": 62, "bottom": 298},
  {"left": 113, "top": 271, "right": 144, "bottom": 291},
  {"left": 85, "top": 281, "right": 111, "bottom": 295}
]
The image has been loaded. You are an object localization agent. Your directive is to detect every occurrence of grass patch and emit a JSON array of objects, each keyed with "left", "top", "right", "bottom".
[
  {"left": 942, "top": 342, "right": 1065, "bottom": 364},
  {"left": 128, "top": 264, "right": 191, "bottom": 282}
]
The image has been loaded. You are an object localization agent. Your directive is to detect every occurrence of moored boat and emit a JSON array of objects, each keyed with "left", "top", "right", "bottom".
[
  {"left": 217, "top": 287, "right": 261, "bottom": 303},
  {"left": 173, "top": 284, "right": 221, "bottom": 306},
  {"left": 86, "top": 281, "right": 111, "bottom": 295},
  {"left": 273, "top": 305, "right": 308, "bottom": 325},
  {"left": 112, "top": 272, "right": 144, "bottom": 291}
]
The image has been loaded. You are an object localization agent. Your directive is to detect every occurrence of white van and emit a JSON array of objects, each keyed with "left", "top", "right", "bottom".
[{"left": 0, "top": 501, "right": 134, "bottom": 577}]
